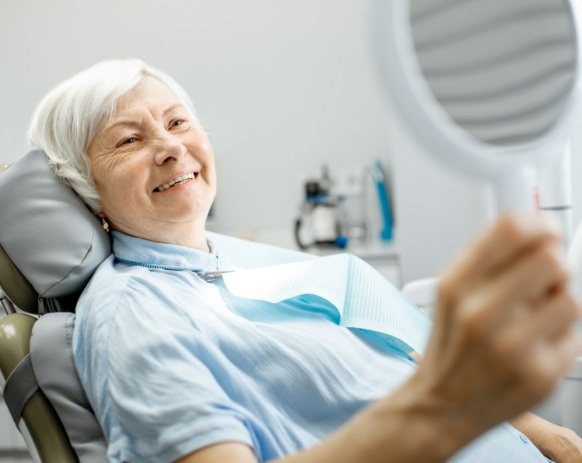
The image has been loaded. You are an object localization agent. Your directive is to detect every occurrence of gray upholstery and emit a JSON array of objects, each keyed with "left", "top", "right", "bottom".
[
  {"left": 3, "top": 354, "right": 38, "bottom": 424},
  {"left": 0, "top": 313, "right": 79, "bottom": 463},
  {"left": 0, "top": 149, "right": 111, "bottom": 313},
  {"left": 30, "top": 313, "right": 108, "bottom": 462},
  {"left": 0, "top": 149, "right": 110, "bottom": 462}
]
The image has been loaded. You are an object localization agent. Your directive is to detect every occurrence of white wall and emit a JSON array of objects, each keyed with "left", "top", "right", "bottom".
[
  {"left": 0, "top": 0, "right": 394, "bottom": 236},
  {"left": 388, "top": 111, "right": 495, "bottom": 284}
]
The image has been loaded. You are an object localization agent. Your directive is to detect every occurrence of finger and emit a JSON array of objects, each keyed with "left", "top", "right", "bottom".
[
  {"left": 496, "top": 328, "right": 582, "bottom": 408},
  {"left": 445, "top": 213, "right": 562, "bottom": 292},
  {"left": 489, "top": 240, "right": 570, "bottom": 308},
  {"left": 532, "top": 327, "right": 582, "bottom": 386},
  {"left": 527, "top": 288, "right": 582, "bottom": 342},
  {"left": 432, "top": 214, "right": 564, "bottom": 350},
  {"left": 464, "top": 287, "right": 581, "bottom": 380},
  {"left": 443, "top": 245, "right": 571, "bottom": 339}
]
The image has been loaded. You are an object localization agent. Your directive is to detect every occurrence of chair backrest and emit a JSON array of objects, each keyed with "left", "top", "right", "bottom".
[
  {"left": 0, "top": 149, "right": 111, "bottom": 314},
  {"left": 0, "top": 149, "right": 111, "bottom": 462}
]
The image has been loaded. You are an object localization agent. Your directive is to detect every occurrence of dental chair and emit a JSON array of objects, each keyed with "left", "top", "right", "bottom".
[
  {"left": 0, "top": 149, "right": 111, "bottom": 462},
  {"left": 0, "top": 149, "right": 316, "bottom": 462}
]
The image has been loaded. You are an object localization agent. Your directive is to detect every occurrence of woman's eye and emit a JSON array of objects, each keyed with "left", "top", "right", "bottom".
[
  {"left": 170, "top": 119, "right": 184, "bottom": 129},
  {"left": 118, "top": 137, "right": 136, "bottom": 147}
]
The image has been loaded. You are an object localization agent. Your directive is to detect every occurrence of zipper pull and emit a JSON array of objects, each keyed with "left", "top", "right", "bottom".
[{"left": 196, "top": 270, "right": 234, "bottom": 282}]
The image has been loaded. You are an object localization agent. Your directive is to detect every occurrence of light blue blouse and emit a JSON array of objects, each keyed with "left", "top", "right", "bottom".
[{"left": 73, "top": 232, "right": 552, "bottom": 463}]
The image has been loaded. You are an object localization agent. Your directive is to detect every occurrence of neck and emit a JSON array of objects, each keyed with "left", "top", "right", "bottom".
[{"left": 113, "top": 220, "right": 210, "bottom": 252}]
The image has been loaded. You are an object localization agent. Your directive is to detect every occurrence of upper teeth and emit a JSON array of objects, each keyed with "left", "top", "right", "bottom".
[{"left": 157, "top": 172, "right": 195, "bottom": 192}]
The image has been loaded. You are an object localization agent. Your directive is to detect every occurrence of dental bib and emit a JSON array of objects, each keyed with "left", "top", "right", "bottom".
[{"left": 220, "top": 253, "right": 432, "bottom": 357}]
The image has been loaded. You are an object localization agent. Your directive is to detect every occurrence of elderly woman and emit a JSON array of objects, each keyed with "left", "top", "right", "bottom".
[{"left": 27, "top": 59, "right": 582, "bottom": 463}]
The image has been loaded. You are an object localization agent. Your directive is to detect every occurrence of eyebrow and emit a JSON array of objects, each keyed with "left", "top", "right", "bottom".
[
  {"left": 162, "top": 103, "right": 186, "bottom": 118},
  {"left": 103, "top": 103, "right": 188, "bottom": 133}
]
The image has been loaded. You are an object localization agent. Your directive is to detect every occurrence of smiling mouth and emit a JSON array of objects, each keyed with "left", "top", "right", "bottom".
[{"left": 154, "top": 172, "right": 197, "bottom": 192}]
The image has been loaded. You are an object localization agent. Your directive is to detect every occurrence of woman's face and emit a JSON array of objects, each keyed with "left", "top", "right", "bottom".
[{"left": 87, "top": 77, "right": 216, "bottom": 249}]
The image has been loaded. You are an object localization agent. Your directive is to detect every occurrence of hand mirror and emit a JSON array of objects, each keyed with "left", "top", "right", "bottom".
[{"left": 371, "top": 0, "right": 581, "bottom": 212}]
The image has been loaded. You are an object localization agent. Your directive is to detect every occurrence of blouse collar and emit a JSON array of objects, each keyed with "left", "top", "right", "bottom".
[{"left": 111, "top": 231, "right": 222, "bottom": 272}]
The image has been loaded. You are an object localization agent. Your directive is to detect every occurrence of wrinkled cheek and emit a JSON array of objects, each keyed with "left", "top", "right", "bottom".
[{"left": 100, "top": 183, "right": 134, "bottom": 220}]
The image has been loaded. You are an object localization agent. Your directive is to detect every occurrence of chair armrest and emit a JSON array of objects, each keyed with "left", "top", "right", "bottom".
[
  {"left": 402, "top": 277, "right": 440, "bottom": 318},
  {"left": 0, "top": 313, "right": 78, "bottom": 463}
]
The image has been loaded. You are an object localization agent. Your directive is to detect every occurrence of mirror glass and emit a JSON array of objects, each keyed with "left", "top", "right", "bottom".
[{"left": 410, "top": 0, "right": 577, "bottom": 147}]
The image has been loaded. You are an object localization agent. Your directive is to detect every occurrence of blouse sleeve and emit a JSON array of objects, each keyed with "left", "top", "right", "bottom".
[{"left": 83, "top": 276, "right": 254, "bottom": 463}]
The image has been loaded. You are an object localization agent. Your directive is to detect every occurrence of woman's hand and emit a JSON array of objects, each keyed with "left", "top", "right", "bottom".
[
  {"left": 512, "top": 412, "right": 582, "bottom": 463},
  {"left": 410, "top": 213, "right": 582, "bottom": 450}
]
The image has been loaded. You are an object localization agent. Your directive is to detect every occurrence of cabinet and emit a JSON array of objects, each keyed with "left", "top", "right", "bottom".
[
  {"left": 342, "top": 243, "right": 401, "bottom": 288},
  {"left": 252, "top": 229, "right": 401, "bottom": 288},
  {"left": 307, "top": 243, "right": 400, "bottom": 287}
]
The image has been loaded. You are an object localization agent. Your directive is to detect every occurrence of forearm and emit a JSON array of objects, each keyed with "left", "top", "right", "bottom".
[
  {"left": 279, "top": 373, "right": 481, "bottom": 463},
  {"left": 510, "top": 411, "right": 582, "bottom": 462},
  {"left": 179, "top": 371, "right": 483, "bottom": 463}
]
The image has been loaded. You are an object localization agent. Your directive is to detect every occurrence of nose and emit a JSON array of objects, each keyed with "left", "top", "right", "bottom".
[{"left": 153, "top": 131, "right": 187, "bottom": 165}]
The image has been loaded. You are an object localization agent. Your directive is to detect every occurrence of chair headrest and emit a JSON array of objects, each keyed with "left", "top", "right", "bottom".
[{"left": 0, "top": 149, "right": 111, "bottom": 313}]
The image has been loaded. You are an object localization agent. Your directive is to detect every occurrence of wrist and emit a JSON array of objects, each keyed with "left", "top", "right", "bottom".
[
  {"left": 510, "top": 412, "right": 578, "bottom": 461},
  {"left": 369, "top": 373, "right": 485, "bottom": 462},
  {"left": 283, "top": 371, "right": 488, "bottom": 463}
]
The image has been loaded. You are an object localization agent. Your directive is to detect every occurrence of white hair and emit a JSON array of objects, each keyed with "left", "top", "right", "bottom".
[{"left": 27, "top": 58, "right": 198, "bottom": 212}]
